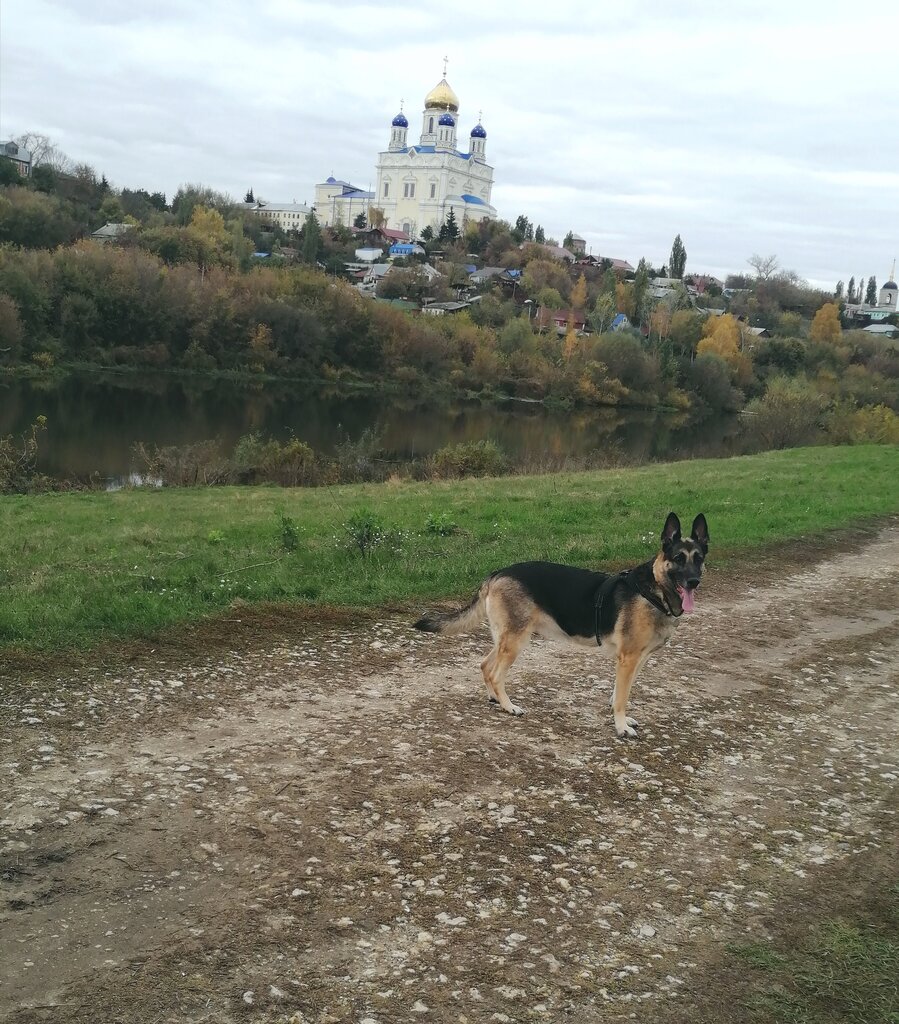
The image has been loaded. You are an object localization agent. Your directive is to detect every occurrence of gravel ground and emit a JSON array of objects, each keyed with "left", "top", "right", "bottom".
[{"left": 2, "top": 526, "right": 898, "bottom": 1023}]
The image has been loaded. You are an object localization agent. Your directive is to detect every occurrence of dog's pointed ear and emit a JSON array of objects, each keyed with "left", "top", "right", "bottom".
[
  {"left": 691, "top": 513, "right": 709, "bottom": 553},
  {"left": 661, "top": 512, "right": 681, "bottom": 549}
]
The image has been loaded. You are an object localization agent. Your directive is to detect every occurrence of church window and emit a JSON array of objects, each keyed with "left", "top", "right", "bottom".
[
  {"left": 404, "top": 183, "right": 415, "bottom": 198},
  {"left": 383, "top": 183, "right": 389, "bottom": 198},
  {"left": 429, "top": 116, "right": 434, "bottom": 133},
  {"left": 430, "top": 183, "right": 436, "bottom": 199}
]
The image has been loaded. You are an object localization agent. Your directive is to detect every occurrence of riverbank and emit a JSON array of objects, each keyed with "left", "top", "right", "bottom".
[{"left": 1, "top": 444, "right": 897, "bottom": 659}]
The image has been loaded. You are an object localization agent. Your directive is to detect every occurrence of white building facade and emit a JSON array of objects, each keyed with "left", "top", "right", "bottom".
[
  {"left": 374, "top": 77, "right": 496, "bottom": 238},
  {"left": 244, "top": 200, "right": 312, "bottom": 232}
]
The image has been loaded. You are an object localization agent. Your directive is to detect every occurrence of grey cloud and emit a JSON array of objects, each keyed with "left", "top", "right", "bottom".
[{"left": 1, "top": 0, "right": 897, "bottom": 286}]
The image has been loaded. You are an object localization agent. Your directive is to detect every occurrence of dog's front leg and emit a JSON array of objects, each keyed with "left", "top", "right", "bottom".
[{"left": 612, "top": 651, "right": 644, "bottom": 738}]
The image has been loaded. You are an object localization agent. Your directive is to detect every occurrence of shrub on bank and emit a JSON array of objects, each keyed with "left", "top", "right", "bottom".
[{"left": 431, "top": 439, "right": 508, "bottom": 478}]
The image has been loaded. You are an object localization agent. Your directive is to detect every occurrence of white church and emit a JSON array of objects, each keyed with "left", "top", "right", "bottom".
[{"left": 315, "top": 71, "right": 497, "bottom": 239}]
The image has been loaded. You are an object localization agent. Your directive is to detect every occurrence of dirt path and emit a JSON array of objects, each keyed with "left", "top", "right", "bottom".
[{"left": 2, "top": 527, "right": 898, "bottom": 1023}]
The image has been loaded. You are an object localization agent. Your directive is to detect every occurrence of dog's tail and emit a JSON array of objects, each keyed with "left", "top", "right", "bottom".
[{"left": 414, "top": 583, "right": 487, "bottom": 636}]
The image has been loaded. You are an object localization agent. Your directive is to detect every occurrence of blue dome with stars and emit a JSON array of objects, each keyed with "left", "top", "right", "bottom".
[
  {"left": 391, "top": 112, "right": 409, "bottom": 128},
  {"left": 438, "top": 112, "right": 456, "bottom": 127},
  {"left": 470, "top": 123, "right": 486, "bottom": 139}
]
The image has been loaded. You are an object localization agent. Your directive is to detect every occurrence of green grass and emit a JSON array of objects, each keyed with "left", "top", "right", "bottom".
[
  {"left": 1, "top": 445, "right": 897, "bottom": 656},
  {"left": 729, "top": 912, "right": 899, "bottom": 1022}
]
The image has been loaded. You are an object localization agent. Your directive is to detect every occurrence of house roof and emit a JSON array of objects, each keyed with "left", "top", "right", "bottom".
[
  {"left": 251, "top": 201, "right": 311, "bottom": 214},
  {"left": 470, "top": 266, "right": 506, "bottom": 281},
  {"left": 1, "top": 140, "right": 31, "bottom": 162},
  {"left": 91, "top": 222, "right": 134, "bottom": 238},
  {"left": 863, "top": 323, "right": 898, "bottom": 334},
  {"left": 598, "top": 257, "right": 635, "bottom": 272},
  {"left": 544, "top": 308, "right": 587, "bottom": 323},
  {"left": 423, "top": 300, "right": 470, "bottom": 312},
  {"left": 539, "top": 244, "right": 576, "bottom": 262}
]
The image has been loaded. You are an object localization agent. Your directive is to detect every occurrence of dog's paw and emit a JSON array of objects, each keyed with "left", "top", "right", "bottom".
[
  {"left": 488, "top": 696, "right": 499, "bottom": 705},
  {"left": 625, "top": 716, "right": 639, "bottom": 729},
  {"left": 616, "top": 724, "right": 639, "bottom": 739},
  {"left": 508, "top": 703, "right": 525, "bottom": 717}
]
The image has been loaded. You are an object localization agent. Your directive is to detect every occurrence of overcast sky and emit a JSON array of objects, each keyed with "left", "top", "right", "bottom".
[{"left": 2, "top": 0, "right": 897, "bottom": 288}]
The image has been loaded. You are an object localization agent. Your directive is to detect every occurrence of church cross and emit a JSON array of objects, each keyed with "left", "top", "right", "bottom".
[{"left": 443, "top": 55, "right": 449, "bottom": 77}]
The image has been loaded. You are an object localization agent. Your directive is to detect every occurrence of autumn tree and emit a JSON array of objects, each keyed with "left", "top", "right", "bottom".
[
  {"left": 570, "top": 273, "right": 588, "bottom": 312},
  {"left": 669, "top": 234, "right": 687, "bottom": 278},
  {"left": 809, "top": 302, "right": 842, "bottom": 344},
  {"left": 669, "top": 310, "right": 704, "bottom": 358},
  {"left": 248, "top": 323, "right": 276, "bottom": 372},
  {"left": 649, "top": 304, "right": 673, "bottom": 343},
  {"left": 367, "top": 206, "right": 386, "bottom": 228},
  {"left": 698, "top": 314, "right": 741, "bottom": 361},
  {"left": 615, "top": 281, "right": 636, "bottom": 319},
  {"left": 563, "top": 324, "right": 579, "bottom": 361},
  {"left": 865, "top": 276, "right": 877, "bottom": 304},
  {"left": 522, "top": 259, "right": 570, "bottom": 300}
]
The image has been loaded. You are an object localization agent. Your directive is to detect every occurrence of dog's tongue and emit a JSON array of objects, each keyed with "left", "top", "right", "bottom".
[{"left": 677, "top": 585, "right": 696, "bottom": 614}]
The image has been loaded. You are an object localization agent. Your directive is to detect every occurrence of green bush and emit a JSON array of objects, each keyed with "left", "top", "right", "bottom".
[
  {"left": 431, "top": 439, "right": 507, "bottom": 478},
  {"left": 744, "top": 376, "right": 829, "bottom": 450}
]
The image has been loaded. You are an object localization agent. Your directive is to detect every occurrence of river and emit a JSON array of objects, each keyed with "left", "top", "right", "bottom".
[{"left": 0, "top": 372, "right": 749, "bottom": 483}]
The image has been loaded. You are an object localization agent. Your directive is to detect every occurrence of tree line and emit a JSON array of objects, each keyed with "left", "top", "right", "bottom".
[{"left": 0, "top": 136, "right": 897, "bottom": 435}]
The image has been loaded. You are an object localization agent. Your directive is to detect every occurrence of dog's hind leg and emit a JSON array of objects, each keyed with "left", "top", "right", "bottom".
[
  {"left": 485, "top": 631, "right": 530, "bottom": 716},
  {"left": 480, "top": 648, "right": 500, "bottom": 703}
]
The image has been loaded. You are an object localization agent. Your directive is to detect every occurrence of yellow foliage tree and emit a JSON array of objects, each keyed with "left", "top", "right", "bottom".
[
  {"left": 649, "top": 305, "right": 672, "bottom": 342},
  {"left": 697, "top": 314, "right": 741, "bottom": 361},
  {"left": 563, "top": 325, "right": 579, "bottom": 362},
  {"left": 570, "top": 273, "right": 588, "bottom": 312},
  {"left": 615, "top": 281, "right": 636, "bottom": 318},
  {"left": 809, "top": 302, "right": 842, "bottom": 344},
  {"left": 189, "top": 205, "right": 227, "bottom": 240},
  {"left": 248, "top": 323, "right": 275, "bottom": 372}
]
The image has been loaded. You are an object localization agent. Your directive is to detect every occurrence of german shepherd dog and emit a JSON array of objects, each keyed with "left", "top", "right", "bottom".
[{"left": 415, "top": 512, "right": 708, "bottom": 738}]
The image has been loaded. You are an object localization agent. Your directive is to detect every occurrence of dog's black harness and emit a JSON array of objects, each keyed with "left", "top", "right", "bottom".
[{"left": 594, "top": 570, "right": 677, "bottom": 645}]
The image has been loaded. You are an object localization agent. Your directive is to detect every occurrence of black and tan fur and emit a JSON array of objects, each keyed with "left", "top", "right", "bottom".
[{"left": 415, "top": 512, "right": 709, "bottom": 737}]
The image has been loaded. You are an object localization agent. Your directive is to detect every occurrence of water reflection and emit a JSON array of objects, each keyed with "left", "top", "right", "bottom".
[{"left": 0, "top": 372, "right": 749, "bottom": 481}]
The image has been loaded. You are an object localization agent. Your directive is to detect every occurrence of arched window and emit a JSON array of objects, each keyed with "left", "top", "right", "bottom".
[{"left": 429, "top": 116, "right": 434, "bottom": 134}]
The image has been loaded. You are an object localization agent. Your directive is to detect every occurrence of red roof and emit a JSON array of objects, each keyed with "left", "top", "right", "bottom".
[{"left": 352, "top": 226, "right": 411, "bottom": 243}]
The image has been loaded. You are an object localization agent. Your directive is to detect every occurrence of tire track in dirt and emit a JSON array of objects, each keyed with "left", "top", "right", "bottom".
[{"left": 2, "top": 528, "right": 898, "bottom": 1023}]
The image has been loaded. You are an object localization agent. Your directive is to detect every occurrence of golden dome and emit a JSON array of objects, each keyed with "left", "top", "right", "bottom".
[{"left": 424, "top": 78, "right": 459, "bottom": 112}]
